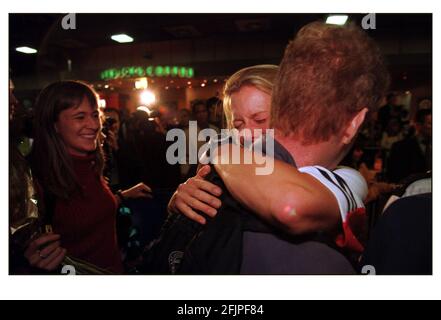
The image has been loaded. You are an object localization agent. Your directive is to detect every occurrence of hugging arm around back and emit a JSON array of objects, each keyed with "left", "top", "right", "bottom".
[{"left": 212, "top": 143, "right": 342, "bottom": 235}]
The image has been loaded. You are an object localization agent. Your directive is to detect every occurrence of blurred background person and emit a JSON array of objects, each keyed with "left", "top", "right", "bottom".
[
  {"left": 117, "top": 107, "right": 180, "bottom": 261},
  {"left": 206, "top": 96, "right": 224, "bottom": 129},
  {"left": 191, "top": 100, "right": 219, "bottom": 132},
  {"left": 102, "top": 107, "right": 123, "bottom": 190},
  {"left": 378, "top": 92, "right": 408, "bottom": 132},
  {"left": 387, "top": 108, "right": 432, "bottom": 183},
  {"left": 180, "top": 100, "right": 220, "bottom": 180},
  {"left": 177, "top": 108, "right": 191, "bottom": 129},
  {"left": 381, "top": 117, "right": 404, "bottom": 154},
  {"left": 10, "top": 78, "right": 66, "bottom": 274}
]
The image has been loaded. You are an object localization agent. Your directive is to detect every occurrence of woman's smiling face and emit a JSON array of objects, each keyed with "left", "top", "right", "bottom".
[{"left": 55, "top": 97, "right": 101, "bottom": 156}]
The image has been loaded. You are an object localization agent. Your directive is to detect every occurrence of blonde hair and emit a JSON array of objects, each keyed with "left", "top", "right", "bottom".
[{"left": 223, "top": 64, "right": 279, "bottom": 129}]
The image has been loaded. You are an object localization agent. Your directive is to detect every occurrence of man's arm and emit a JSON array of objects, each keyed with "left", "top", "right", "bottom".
[{"left": 212, "top": 144, "right": 341, "bottom": 235}]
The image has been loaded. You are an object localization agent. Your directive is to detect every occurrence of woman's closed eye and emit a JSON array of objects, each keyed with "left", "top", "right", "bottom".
[{"left": 254, "top": 118, "right": 267, "bottom": 124}]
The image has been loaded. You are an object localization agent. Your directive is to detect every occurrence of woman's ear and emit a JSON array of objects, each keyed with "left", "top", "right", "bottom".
[{"left": 341, "top": 108, "right": 368, "bottom": 145}]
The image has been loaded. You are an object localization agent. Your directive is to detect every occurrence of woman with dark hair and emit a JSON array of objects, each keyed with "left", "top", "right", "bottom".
[{"left": 26, "top": 80, "right": 151, "bottom": 274}]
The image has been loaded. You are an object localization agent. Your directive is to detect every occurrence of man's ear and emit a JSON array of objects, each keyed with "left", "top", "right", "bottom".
[{"left": 341, "top": 107, "right": 368, "bottom": 144}]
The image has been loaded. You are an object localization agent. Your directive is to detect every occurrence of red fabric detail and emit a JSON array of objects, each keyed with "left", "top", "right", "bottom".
[
  {"left": 52, "top": 154, "right": 123, "bottom": 273},
  {"left": 335, "top": 207, "right": 367, "bottom": 253}
]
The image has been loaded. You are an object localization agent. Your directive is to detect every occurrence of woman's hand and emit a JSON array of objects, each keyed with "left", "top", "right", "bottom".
[
  {"left": 122, "top": 183, "right": 153, "bottom": 200},
  {"left": 24, "top": 233, "right": 66, "bottom": 271},
  {"left": 168, "top": 165, "right": 222, "bottom": 224}
]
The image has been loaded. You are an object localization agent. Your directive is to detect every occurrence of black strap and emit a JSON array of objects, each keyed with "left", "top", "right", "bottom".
[{"left": 333, "top": 172, "right": 357, "bottom": 210}]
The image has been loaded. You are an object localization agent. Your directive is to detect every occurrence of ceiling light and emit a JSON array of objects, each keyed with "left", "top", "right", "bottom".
[
  {"left": 326, "top": 15, "right": 348, "bottom": 25},
  {"left": 16, "top": 46, "right": 37, "bottom": 54},
  {"left": 111, "top": 34, "right": 134, "bottom": 43}
]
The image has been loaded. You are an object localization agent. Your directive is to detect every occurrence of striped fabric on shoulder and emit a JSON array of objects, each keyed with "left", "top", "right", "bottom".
[{"left": 298, "top": 166, "right": 365, "bottom": 222}]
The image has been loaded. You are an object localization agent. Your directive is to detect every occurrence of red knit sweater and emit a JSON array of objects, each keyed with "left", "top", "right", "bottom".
[{"left": 52, "top": 154, "right": 123, "bottom": 274}]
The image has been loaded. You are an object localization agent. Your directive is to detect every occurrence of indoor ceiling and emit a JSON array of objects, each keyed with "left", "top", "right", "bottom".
[{"left": 10, "top": 13, "right": 432, "bottom": 76}]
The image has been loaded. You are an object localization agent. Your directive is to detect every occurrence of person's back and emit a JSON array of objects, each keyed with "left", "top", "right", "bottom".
[{"left": 360, "top": 193, "right": 432, "bottom": 275}]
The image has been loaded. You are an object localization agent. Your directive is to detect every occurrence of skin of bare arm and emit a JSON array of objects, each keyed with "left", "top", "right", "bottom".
[{"left": 212, "top": 143, "right": 341, "bottom": 235}]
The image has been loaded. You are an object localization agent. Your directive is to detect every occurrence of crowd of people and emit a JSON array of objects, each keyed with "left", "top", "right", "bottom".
[{"left": 10, "top": 21, "right": 432, "bottom": 275}]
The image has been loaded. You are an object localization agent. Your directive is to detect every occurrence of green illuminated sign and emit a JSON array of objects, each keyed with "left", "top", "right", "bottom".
[
  {"left": 146, "top": 66, "right": 154, "bottom": 77},
  {"left": 100, "top": 65, "right": 195, "bottom": 80},
  {"left": 171, "top": 66, "right": 179, "bottom": 77}
]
